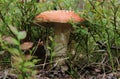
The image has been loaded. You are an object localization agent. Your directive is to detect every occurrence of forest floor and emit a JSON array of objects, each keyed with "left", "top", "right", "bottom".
[{"left": 0, "top": 64, "right": 120, "bottom": 79}]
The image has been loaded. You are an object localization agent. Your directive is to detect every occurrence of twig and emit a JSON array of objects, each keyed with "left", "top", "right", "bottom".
[
  {"left": 88, "top": 0, "right": 106, "bottom": 18},
  {"left": 35, "top": 57, "right": 69, "bottom": 67},
  {"left": 35, "top": 57, "right": 69, "bottom": 77},
  {"left": 3, "top": 70, "right": 8, "bottom": 79},
  {"left": 96, "top": 41, "right": 120, "bottom": 50},
  {"left": 42, "top": 45, "right": 48, "bottom": 70},
  {"left": 32, "top": 22, "right": 46, "bottom": 28},
  {"left": 32, "top": 39, "right": 41, "bottom": 55}
]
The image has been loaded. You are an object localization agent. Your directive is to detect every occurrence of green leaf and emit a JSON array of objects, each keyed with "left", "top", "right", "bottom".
[
  {"left": 9, "top": 25, "right": 18, "bottom": 36},
  {"left": 11, "top": 37, "right": 20, "bottom": 45},
  {"left": 24, "top": 62, "right": 35, "bottom": 67},
  {"left": 47, "top": 46, "right": 52, "bottom": 50},
  {"left": 18, "top": 75, "right": 23, "bottom": 79},
  {"left": 32, "top": 59, "right": 40, "bottom": 64},
  {"left": 17, "top": 31, "right": 27, "bottom": 40},
  {"left": 8, "top": 48, "right": 20, "bottom": 56},
  {"left": 81, "top": 28, "right": 88, "bottom": 34},
  {"left": 22, "top": 67, "right": 31, "bottom": 72},
  {"left": 49, "top": 36, "right": 53, "bottom": 41}
]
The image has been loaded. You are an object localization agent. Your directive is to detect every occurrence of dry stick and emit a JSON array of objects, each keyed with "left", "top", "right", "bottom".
[
  {"left": 96, "top": 41, "right": 120, "bottom": 50},
  {"left": 33, "top": 22, "right": 70, "bottom": 69},
  {"left": 35, "top": 57, "right": 69, "bottom": 68},
  {"left": 42, "top": 28, "right": 50, "bottom": 71},
  {"left": 34, "top": 57, "right": 69, "bottom": 77},
  {"left": 115, "top": 57, "right": 120, "bottom": 67},
  {"left": 42, "top": 45, "right": 48, "bottom": 71},
  {"left": 1, "top": 68, "right": 18, "bottom": 79},
  {"left": 101, "top": 55, "right": 107, "bottom": 77},
  {"left": 3, "top": 70, "right": 8, "bottom": 79},
  {"left": 32, "top": 39, "right": 41, "bottom": 56},
  {"left": 102, "top": 72, "right": 106, "bottom": 79},
  {"left": 47, "top": 57, "right": 69, "bottom": 76},
  {"left": 33, "top": 22, "right": 46, "bottom": 29},
  {"left": 79, "top": 59, "right": 112, "bottom": 74}
]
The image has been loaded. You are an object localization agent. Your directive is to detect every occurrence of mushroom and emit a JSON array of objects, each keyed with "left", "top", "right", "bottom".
[
  {"left": 2, "top": 36, "right": 15, "bottom": 45},
  {"left": 35, "top": 10, "right": 83, "bottom": 66},
  {"left": 20, "top": 42, "right": 33, "bottom": 50},
  {"left": 2, "top": 35, "right": 33, "bottom": 50}
]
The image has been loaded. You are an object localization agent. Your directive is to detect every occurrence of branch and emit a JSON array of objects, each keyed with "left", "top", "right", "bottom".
[{"left": 96, "top": 41, "right": 120, "bottom": 50}]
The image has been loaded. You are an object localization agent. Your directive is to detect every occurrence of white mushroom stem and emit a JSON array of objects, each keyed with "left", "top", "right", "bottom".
[{"left": 53, "top": 23, "right": 71, "bottom": 59}]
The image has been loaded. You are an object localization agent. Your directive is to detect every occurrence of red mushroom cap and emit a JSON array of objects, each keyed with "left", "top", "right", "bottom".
[{"left": 35, "top": 10, "right": 83, "bottom": 23}]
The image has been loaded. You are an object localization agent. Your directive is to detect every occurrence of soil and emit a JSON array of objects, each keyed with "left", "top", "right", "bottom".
[{"left": 0, "top": 64, "right": 120, "bottom": 79}]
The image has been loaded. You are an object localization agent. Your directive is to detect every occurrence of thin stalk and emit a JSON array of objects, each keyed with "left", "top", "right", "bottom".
[
  {"left": 89, "top": 31, "right": 97, "bottom": 42},
  {"left": 0, "top": 12, "right": 16, "bottom": 37},
  {"left": 85, "top": 34, "right": 89, "bottom": 63},
  {"left": 88, "top": 0, "right": 106, "bottom": 18},
  {"left": 105, "top": 29, "right": 115, "bottom": 71},
  {"left": 110, "top": 0, "right": 120, "bottom": 56}
]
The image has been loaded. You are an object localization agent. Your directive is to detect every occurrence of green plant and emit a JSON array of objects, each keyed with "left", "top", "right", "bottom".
[
  {"left": 0, "top": 26, "right": 38, "bottom": 79},
  {"left": 84, "top": 0, "right": 120, "bottom": 71},
  {"left": 67, "top": 0, "right": 120, "bottom": 77},
  {"left": 0, "top": 0, "right": 120, "bottom": 78},
  {"left": 0, "top": 0, "right": 39, "bottom": 78}
]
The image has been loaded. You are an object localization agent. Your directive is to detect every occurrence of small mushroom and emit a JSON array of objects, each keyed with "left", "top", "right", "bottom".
[
  {"left": 35, "top": 10, "right": 83, "bottom": 66},
  {"left": 2, "top": 36, "right": 33, "bottom": 50},
  {"left": 2, "top": 36, "right": 15, "bottom": 45},
  {"left": 20, "top": 42, "right": 33, "bottom": 50},
  {"left": 20, "top": 42, "right": 34, "bottom": 60}
]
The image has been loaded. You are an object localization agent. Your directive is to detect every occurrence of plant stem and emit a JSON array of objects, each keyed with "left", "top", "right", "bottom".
[
  {"left": 0, "top": 12, "right": 16, "bottom": 37},
  {"left": 111, "top": 1, "right": 119, "bottom": 56},
  {"left": 105, "top": 29, "right": 115, "bottom": 71},
  {"left": 85, "top": 34, "right": 89, "bottom": 63}
]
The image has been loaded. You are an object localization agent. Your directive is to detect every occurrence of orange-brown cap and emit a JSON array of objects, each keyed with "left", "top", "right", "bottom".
[
  {"left": 20, "top": 42, "right": 33, "bottom": 50},
  {"left": 35, "top": 10, "right": 84, "bottom": 23}
]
